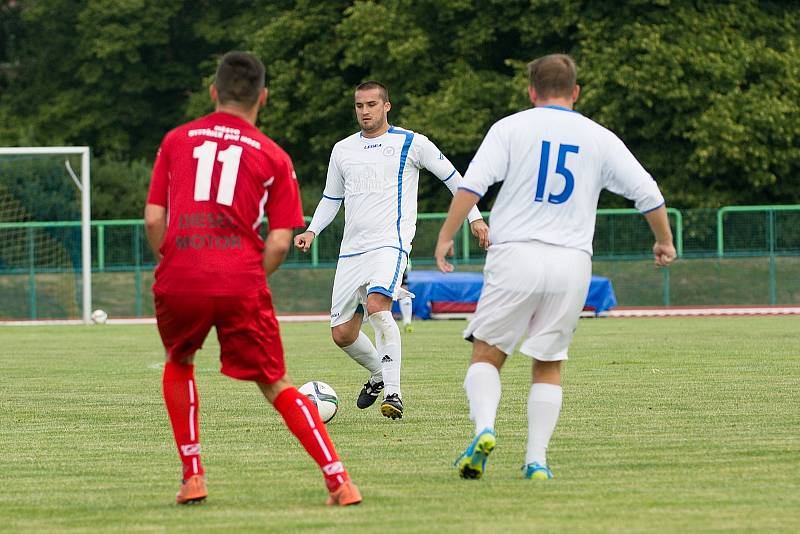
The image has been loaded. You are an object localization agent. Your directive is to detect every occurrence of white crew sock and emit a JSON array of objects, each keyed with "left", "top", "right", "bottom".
[
  {"left": 368, "top": 311, "right": 402, "bottom": 397},
  {"left": 399, "top": 297, "right": 413, "bottom": 326},
  {"left": 526, "top": 383, "right": 563, "bottom": 466},
  {"left": 463, "top": 362, "right": 501, "bottom": 434},
  {"left": 340, "top": 330, "right": 382, "bottom": 383}
]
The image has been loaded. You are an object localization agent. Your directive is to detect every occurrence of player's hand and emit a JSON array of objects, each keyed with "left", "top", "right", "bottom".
[
  {"left": 294, "top": 231, "right": 315, "bottom": 253},
  {"left": 469, "top": 219, "right": 490, "bottom": 249},
  {"left": 435, "top": 237, "right": 455, "bottom": 273},
  {"left": 653, "top": 241, "right": 676, "bottom": 267}
]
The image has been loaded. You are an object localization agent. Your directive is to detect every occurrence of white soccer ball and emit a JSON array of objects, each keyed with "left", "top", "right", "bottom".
[
  {"left": 298, "top": 381, "right": 338, "bottom": 423},
  {"left": 91, "top": 309, "right": 108, "bottom": 324}
]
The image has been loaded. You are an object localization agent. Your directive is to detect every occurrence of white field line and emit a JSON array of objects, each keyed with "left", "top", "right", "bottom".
[
  {"left": 0, "top": 314, "right": 331, "bottom": 326},
  {"left": 2, "top": 307, "right": 799, "bottom": 326}
]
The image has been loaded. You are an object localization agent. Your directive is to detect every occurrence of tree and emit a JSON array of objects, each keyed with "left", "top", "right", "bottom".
[{"left": 2, "top": 0, "right": 798, "bottom": 217}]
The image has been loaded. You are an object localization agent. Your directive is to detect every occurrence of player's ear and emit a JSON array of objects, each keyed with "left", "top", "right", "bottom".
[
  {"left": 527, "top": 86, "right": 537, "bottom": 105},
  {"left": 572, "top": 84, "right": 581, "bottom": 104},
  {"left": 259, "top": 87, "right": 268, "bottom": 108},
  {"left": 384, "top": 100, "right": 391, "bottom": 113},
  {"left": 209, "top": 84, "right": 218, "bottom": 104}
]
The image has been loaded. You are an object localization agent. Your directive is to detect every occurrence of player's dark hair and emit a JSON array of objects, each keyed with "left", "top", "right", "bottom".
[
  {"left": 527, "top": 54, "right": 577, "bottom": 99},
  {"left": 214, "top": 51, "right": 266, "bottom": 107},
  {"left": 355, "top": 80, "right": 389, "bottom": 102}
]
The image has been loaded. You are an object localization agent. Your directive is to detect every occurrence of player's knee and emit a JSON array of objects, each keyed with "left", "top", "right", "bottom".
[
  {"left": 366, "top": 294, "right": 391, "bottom": 316},
  {"left": 331, "top": 325, "right": 358, "bottom": 348},
  {"left": 533, "top": 359, "right": 562, "bottom": 384}
]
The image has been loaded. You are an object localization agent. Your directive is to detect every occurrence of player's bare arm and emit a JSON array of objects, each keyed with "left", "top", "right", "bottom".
[
  {"left": 436, "top": 189, "right": 482, "bottom": 273},
  {"left": 643, "top": 205, "right": 676, "bottom": 267},
  {"left": 143, "top": 203, "right": 167, "bottom": 261},
  {"left": 294, "top": 230, "right": 316, "bottom": 252},
  {"left": 264, "top": 228, "right": 294, "bottom": 276}
]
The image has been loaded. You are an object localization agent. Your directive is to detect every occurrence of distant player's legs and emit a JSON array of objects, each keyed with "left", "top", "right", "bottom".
[
  {"left": 399, "top": 291, "right": 413, "bottom": 331},
  {"left": 258, "top": 377, "right": 361, "bottom": 505},
  {"left": 366, "top": 292, "right": 404, "bottom": 419},
  {"left": 455, "top": 339, "right": 505, "bottom": 479},
  {"left": 399, "top": 268, "right": 413, "bottom": 332}
]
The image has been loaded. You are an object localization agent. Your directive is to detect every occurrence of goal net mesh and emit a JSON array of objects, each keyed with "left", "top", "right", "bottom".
[{"left": 0, "top": 153, "right": 84, "bottom": 319}]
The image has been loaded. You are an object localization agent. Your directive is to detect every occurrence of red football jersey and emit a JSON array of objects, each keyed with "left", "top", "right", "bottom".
[{"left": 147, "top": 111, "right": 305, "bottom": 296}]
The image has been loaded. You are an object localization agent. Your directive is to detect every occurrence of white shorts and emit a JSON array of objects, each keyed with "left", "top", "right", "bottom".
[
  {"left": 464, "top": 241, "right": 591, "bottom": 361},
  {"left": 330, "top": 247, "right": 409, "bottom": 327}
]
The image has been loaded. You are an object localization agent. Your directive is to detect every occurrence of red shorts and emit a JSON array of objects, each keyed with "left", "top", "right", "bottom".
[{"left": 154, "top": 288, "right": 286, "bottom": 384}]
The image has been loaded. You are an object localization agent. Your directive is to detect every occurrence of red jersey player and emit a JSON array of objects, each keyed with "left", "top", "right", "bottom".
[{"left": 144, "top": 51, "right": 361, "bottom": 507}]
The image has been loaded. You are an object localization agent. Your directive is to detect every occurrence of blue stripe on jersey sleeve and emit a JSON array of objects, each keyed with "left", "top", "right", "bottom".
[
  {"left": 442, "top": 169, "right": 457, "bottom": 182},
  {"left": 458, "top": 186, "right": 484, "bottom": 199},
  {"left": 322, "top": 194, "right": 344, "bottom": 201},
  {"left": 641, "top": 201, "right": 665, "bottom": 214}
]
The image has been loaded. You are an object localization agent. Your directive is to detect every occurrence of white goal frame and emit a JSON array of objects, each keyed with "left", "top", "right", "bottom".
[{"left": 0, "top": 146, "right": 92, "bottom": 323}]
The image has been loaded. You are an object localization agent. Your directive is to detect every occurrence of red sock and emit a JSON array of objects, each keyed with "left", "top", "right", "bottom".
[
  {"left": 273, "top": 387, "right": 348, "bottom": 491},
  {"left": 162, "top": 361, "right": 203, "bottom": 480}
]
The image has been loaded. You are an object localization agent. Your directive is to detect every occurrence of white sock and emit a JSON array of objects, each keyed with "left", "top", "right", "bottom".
[
  {"left": 463, "top": 362, "right": 501, "bottom": 434},
  {"left": 526, "top": 383, "right": 563, "bottom": 466},
  {"left": 341, "top": 331, "right": 382, "bottom": 383},
  {"left": 399, "top": 297, "right": 412, "bottom": 326},
  {"left": 368, "top": 311, "right": 402, "bottom": 397}
]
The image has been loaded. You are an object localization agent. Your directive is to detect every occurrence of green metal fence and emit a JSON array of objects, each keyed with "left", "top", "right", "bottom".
[{"left": 1, "top": 206, "right": 798, "bottom": 319}]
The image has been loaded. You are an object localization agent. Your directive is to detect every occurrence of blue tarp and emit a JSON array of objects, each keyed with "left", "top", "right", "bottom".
[{"left": 394, "top": 270, "right": 617, "bottom": 319}]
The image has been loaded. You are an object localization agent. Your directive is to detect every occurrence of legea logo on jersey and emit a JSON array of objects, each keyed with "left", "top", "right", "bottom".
[{"left": 363, "top": 143, "right": 382, "bottom": 150}]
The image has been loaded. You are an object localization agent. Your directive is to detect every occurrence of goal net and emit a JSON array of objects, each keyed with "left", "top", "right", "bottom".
[{"left": 0, "top": 147, "right": 92, "bottom": 322}]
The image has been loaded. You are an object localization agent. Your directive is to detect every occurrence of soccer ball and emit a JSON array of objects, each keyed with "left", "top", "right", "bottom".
[
  {"left": 298, "top": 381, "right": 338, "bottom": 423},
  {"left": 91, "top": 309, "right": 108, "bottom": 324}
]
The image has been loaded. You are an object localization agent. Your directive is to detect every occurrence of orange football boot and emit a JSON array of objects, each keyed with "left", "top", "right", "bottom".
[
  {"left": 325, "top": 480, "right": 362, "bottom": 506},
  {"left": 176, "top": 475, "right": 208, "bottom": 504}
]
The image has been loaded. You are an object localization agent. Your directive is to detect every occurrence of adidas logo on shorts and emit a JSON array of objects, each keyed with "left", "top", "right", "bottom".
[{"left": 381, "top": 355, "right": 392, "bottom": 363}]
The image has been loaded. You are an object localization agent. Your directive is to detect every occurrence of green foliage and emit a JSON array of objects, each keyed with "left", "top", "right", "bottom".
[
  {"left": 91, "top": 156, "right": 152, "bottom": 219},
  {"left": 1, "top": 0, "right": 798, "bottom": 216},
  {"left": 0, "top": 0, "right": 248, "bottom": 157},
  {"left": 576, "top": 0, "right": 800, "bottom": 207}
]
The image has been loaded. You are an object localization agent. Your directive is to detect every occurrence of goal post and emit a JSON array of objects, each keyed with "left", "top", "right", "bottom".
[{"left": 0, "top": 146, "right": 92, "bottom": 323}]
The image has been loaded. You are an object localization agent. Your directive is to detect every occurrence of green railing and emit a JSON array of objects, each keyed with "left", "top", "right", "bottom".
[
  {"left": 715, "top": 205, "right": 800, "bottom": 304},
  {"left": 1, "top": 205, "right": 799, "bottom": 319}
]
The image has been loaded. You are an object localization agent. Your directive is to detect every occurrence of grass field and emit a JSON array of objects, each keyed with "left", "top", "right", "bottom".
[{"left": 1, "top": 317, "right": 799, "bottom": 532}]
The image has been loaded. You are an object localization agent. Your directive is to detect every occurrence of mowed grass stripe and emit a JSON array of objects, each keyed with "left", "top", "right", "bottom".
[{"left": 0, "top": 317, "right": 798, "bottom": 532}]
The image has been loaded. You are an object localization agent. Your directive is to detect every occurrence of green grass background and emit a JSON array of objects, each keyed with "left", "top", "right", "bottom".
[{"left": 1, "top": 317, "right": 799, "bottom": 532}]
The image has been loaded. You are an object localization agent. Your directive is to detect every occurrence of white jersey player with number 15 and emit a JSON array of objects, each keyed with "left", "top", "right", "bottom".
[
  {"left": 295, "top": 81, "right": 489, "bottom": 421},
  {"left": 436, "top": 54, "right": 676, "bottom": 481}
]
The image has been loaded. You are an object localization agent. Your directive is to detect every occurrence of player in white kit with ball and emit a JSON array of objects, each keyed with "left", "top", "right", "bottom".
[{"left": 295, "top": 81, "right": 489, "bottom": 419}]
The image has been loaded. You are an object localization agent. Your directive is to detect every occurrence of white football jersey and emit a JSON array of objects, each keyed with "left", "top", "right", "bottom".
[
  {"left": 461, "top": 105, "right": 664, "bottom": 255},
  {"left": 320, "top": 126, "right": 481, "bottom": 256}
]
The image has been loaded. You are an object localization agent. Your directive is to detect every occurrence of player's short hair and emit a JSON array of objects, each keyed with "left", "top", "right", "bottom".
[
  {"left": 355, "top": 81, "right": 389, "bottom": 102},
  {"left": 527, "top": 54, "right": 577, "bottom": 99},
  {"left": 214, "top": 51, "right": 266, "bottom": 107}
]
